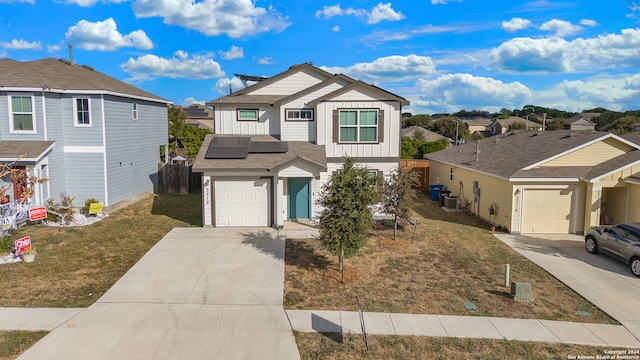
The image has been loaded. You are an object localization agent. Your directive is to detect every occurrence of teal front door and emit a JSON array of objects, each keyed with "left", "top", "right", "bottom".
[{"left": 288, "top": 178, "right": 311, "bottom": 219}]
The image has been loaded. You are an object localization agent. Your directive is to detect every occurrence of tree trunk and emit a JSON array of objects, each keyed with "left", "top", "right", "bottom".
[
  {"left": 393, "top": 214, "right": 398, "bottom": 240},
  {"left": 340, "top": 248, "right": 344, "bottom": 284}
]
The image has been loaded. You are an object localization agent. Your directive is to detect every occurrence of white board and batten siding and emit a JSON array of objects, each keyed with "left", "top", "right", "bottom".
[
  {"left": 249, "top": 70, "right": 328, "bottom": 96},
  {"left": 317, "top": 100, "right": 401, "bottom": 159},
  {"left": 280, "top": 80, "right": 350, "bottom": 142},
  {"left": 214, "top": 106, "right": 276, "bottom": 135}
]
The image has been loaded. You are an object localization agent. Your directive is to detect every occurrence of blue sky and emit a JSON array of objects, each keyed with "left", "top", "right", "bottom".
[{"left": 1, "top": 0, "right": 639, "bottom": 114}]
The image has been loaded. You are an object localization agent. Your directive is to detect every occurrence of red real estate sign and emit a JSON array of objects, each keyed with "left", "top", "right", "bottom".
[
  {"left": 29, "top": 207, "right": 47, "bottom": 221},
  {"left": 15, "top": 236, "right": 31, "bottom": 255}
]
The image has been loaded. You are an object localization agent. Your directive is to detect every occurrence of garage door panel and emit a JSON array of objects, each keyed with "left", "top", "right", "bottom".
[
  {"left": 215, "top": 179, "right": 270, "bottom": 227},
  {"left": 522, "top": 188, "right": 574, "bottom": 234}
]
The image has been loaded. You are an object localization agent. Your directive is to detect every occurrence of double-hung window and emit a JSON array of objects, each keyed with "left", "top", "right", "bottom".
[
  {"left": 74, "top": 98, "right": 91, "bottom": 126},
  {"left": 10, "top": 95, "right": 35, "bottom": 133},
  {"left": 339, "top": 109, "right": 378, "bottom": 143},
  {"left": 132, "top": 102, "right": 138, "bottom": 121},
  {"left": 286, "top": 109, "right": 313, "bottom": 121},
  {"left": 237, "top": 109, "right": 258, "bottom": 121}
]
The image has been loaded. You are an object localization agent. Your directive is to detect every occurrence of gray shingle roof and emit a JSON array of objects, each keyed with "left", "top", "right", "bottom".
[
  {"left": 0, "top": 141, "right": 54, "bottom": 162},
  {"left": 400, "top": 126, "right": 450, "bottom": 142},
  {"left": 192, "top": 135, "right": 327, "bottom": 172},
  {"left": 0, "top": 58, "right": 168, "bottom": 102},
  {"left": 425, "top": 130, "right": 631, "bottom": 179}
]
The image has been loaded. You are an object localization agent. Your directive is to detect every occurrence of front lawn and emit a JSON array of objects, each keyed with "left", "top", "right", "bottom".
[
  {"left": 284, "top": 193, "right": 616, "bottom": 324},
  {"left": 0, "top": 193, "right": 202, "bottom": 308}
]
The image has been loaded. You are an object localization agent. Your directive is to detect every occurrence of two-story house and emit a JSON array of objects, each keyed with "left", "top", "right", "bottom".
[
  {"left": 192, "top": 63, "right": 409, "bottom": 227},
  {"left": 0, "top": 58, "right": 170, "bottom": 209}
]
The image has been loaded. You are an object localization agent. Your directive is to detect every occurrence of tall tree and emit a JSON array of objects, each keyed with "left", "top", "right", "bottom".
[
  {"left": 318, "top": 157, "right": 381, "bottom": 282},
  {"left": 609, "top": 115, "right": 640, "bottom": 135},
  {"left": 382, "top": 166, "right": 419, "bottom": 240},
  {"left": 402, "top": 114, "right": 433, "bottom": 128},
  {"left": 168, "top": 105, "right": 188, "bottom": 151}
]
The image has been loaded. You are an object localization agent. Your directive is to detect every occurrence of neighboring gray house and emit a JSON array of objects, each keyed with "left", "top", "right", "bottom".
[
  {"left": 0, "top": 58, "right": 170, "bottom": 208},
  {"left": 565, "top": 113, "right": 599, "bottom": 131}
]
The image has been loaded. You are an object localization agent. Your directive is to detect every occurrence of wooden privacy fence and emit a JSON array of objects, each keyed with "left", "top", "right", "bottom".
[
  {"left": 400, "top": 159, "right": 430, "bottom": 192},
  {"left": 157, "top": 163, "right": 202, "bottom": 194}
]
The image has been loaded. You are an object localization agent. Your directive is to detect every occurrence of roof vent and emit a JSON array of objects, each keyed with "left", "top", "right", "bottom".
[
  {"left": 82, "top": 64, "right": 94, "bottom": 71},
  {"left": 529, "top": 133, "right": 538, "bottom": 137},
  {"left": 58, "top": 58, "right": 71, "bottom": 65}
]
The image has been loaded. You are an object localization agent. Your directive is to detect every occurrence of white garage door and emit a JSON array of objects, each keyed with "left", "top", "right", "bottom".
[
  {"left": 521, "top": 189, "right": 574, "bottom": 233},
  {"left": 215, "top": 179, "right": 270, "bottom": 227}
]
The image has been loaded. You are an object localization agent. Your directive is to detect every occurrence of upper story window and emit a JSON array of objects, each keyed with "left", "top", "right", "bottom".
[
  {"left": 286, "top": 109, "right": 314, "bottom": 121},
  {"left": 237, "top": 109, "right": 258, "bottom": 121},
  {"left": 74, "top": 98, "right": 91, "bottom": 127},
  {"left": 9, "top": 95, "right": 35, "bottom": 133},
  {"left": 132, "top": 102, "right": 139, "bottom": 121},
  {"left": 339, "top": 109, "right": 378, "bottom": 143}
]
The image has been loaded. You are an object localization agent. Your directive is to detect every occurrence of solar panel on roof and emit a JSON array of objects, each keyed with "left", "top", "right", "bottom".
[
  {"left": 205, "top": 136, "right": 251, "bottom": 159},
  {"left": 249, "top": 141, "right": 288, "bottom": 153}
]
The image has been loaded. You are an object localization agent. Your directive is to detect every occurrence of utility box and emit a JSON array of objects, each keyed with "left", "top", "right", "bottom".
[{"left": 511, "top": 282, "right": 535, "bottom": 302}]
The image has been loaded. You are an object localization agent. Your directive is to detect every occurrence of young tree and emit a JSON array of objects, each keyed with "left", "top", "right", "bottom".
[
  {"left": 318, "top": 157, "right": 381, "bottom": 282},
  {"left": 382, "top": 166, "right": 419, "bottom": 240},
  {"left": 168, "top": 105, "right": 188, "bottom": 151}
]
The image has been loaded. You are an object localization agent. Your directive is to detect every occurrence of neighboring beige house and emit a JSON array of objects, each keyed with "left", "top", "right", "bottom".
[
  {"left": 193, "top": 63, "right": 408, "bottom": 227},
  {"left": 460, "top": 118, "right": 492, "bottom": 134},
  {"left": 184, "top": 104, "right": 214, "bottom": 131},
  {"left": 425, "top": 130, "right": 640, "bottom": 234},
  {"left": 401, "top": 126, "right": 452, "bottom": 144},
  {"left": 565, "top": 113, "right": 598, "bottom": 131},
  {"left": 487, "top": 116, "right": 541, "bottom": 134}
]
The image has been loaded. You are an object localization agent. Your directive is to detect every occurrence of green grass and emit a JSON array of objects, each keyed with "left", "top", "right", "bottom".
[
  {"left": 0, "top": 331, "right": 48, "bottom": 360},
  {"left": 0, "top": 193, "right": 202, "bottom": 307}
]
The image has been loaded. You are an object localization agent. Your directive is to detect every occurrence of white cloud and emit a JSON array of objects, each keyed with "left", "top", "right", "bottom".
[
  {"left": 628, "top": 2, "right": 640, "bottom": 18},
  {"left": 580, "top": 19, "right": 598, "bottom": 27},
  {"left": 315, "top": 3, "right": 405, "bottom": 24},
  {"left": 431, "top": 0, "right": 461, "bottom": 4},
  {"left": 332, "top": 25, "right": 340, "bottom": 32},
  {"left": 415, "top": 73, "right": 532, "bottom": 113},
  {"left": 0, "top": 39, "right": 42, "bottom": 50},
  {"left": 257, "top": 57, "right": 274, "bottom": 65},
  {"left": 180, "top": 97, "right": 206, "bottom": 106},
  {"left": 132, "top": 0, "right": 290, "bottom": 38},
  {"left": 0, "top": 0, "right": 34, "bottom": 3},
  {"left": 214, "top": 76, "right": 251, "bottom": 94},
  {"left": 48, "top": 44, "right": 61, "bottom": 52},
  {"left": 367, "top": 3, "right": 405, "bottom": 24},
  {"left": 220, "top": 45, "right": 243, "bottom": 60},
  {"left": 65, "top": 18, "right": 153, "bottom": 51},
  {"left": 65, "top": 0, "right": 126, "bottom": 7},
  {"left": 539, "top": 19, "right": 582, "bottom": 37},
  {"left": 491, "top": 28, "right": 640, "bottom": 73},
  {"left": 501, "top": 17, "right": 532, "bottom": 33},
  {"left": 321, "top": 54, "right": 436, "bottom": 82},
  {"left": 120, "top": 51, "right": 225, "bottom": 82}
]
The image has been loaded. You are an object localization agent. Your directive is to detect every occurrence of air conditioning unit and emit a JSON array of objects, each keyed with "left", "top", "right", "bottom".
[{"left": 444, "top": 196, "right": 459, "bottom": 210}]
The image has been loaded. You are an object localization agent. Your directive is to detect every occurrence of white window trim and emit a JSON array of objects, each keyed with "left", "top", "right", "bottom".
[
  {"left": 286, "top": 109, "right": 314, "bottom": 121},
  {"left": 237, "top": 109, "right": 259, "bottom": 121},
  {"left": 73, "top": 97, "right": 92, "bottom": 127},
  {"left": 339, "top": 109, "right": 378, "bottom": 143},
  {"left": 8, "top": 93, "right": 37, "bottom": 134},
  {"left": 132, "top": 102, "right": 139, "bottom": 121}
]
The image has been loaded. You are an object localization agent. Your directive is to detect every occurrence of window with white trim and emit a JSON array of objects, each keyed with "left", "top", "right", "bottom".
[
  {"left": 237, "top": 109, "right": 258, "bottom": 121},
  {"left": 74, "top": 98, "right": 91, "bottom": 126},
  {"left": 286, "top": 109, "right": 313, "bottom": 121},
  {"left": 339, "top": 109, "right": 378, "bottom": 142},
  {"left": 132, "top": 102, "right": 138, "bottom": 121},
  {"left": 10, "top": 95, "right": 35, "bottom": 132}
]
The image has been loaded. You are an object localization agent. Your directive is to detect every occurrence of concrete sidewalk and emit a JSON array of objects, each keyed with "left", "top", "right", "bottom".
[{"left": 287, "top": 310, "right": 640, "bottom": 348}]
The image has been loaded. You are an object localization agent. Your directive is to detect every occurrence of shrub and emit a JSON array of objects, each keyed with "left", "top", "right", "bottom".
[
  {"left": 82, "top": 198, "right": 100, "bottom": 214},
  {"left": 46, "top": 192, "right": 75, "bottom": 223}
]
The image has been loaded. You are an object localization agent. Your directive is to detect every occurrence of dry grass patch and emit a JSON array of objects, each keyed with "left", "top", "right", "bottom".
[
  {"left": 285, "top": 193, "right": 616, "bottom": 324},
  {"left": 0, "top": 193, "right": 201, "bottom": 307},
  {"left": 294, "top": 332, "right": 613, "bottom": 360}
]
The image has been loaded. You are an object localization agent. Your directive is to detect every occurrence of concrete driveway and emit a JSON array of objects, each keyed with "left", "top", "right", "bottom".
[
  {"left": 497, "top": 233, "right": 640, "bottom": 341},
  {"left": 19, "top": 228, "right": 300, "bottom": 360}
]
